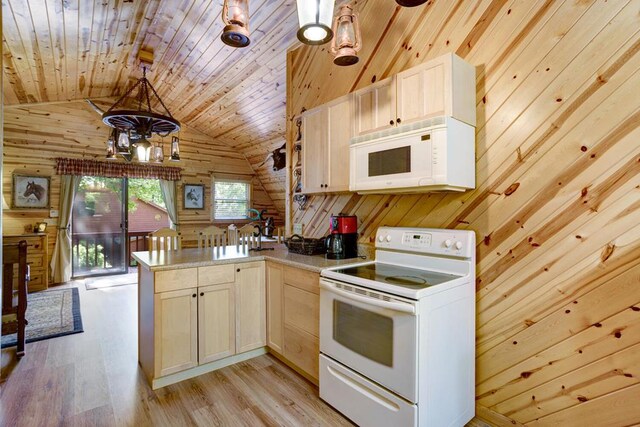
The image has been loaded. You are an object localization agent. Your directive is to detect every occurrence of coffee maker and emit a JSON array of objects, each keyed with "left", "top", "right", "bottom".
[{"left": 325, "top": 214, "right": 358, "bottom": 259}]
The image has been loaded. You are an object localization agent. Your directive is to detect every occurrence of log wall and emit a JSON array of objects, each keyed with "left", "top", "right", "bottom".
[
  {"left": 2, "top": 100, "right": 281, "bottom": 283},
  {"left": 287, "top": 1, "right": 640, "bottom": 425}
]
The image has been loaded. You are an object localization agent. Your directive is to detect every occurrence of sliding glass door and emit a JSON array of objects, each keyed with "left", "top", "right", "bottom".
[{"left": 71, "top": 176, "right": 127, "bottom": 278}]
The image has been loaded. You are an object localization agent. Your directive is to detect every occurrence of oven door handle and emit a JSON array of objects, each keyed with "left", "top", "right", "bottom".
[{"left": 320, "top": 281, "right": 416, "bottom": 315}]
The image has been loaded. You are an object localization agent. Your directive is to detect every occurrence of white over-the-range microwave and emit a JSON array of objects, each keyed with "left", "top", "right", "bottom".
[{"left": 349, "top": 116, "right": 475, "bottom": 194}]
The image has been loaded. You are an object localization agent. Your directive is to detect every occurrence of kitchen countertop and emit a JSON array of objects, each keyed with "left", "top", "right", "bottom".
[{"left": 132, "top": 244, "right": 370, "bottom": 273}]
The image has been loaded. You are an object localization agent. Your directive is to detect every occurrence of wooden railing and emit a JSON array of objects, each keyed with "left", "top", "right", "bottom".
[{"left": 72, "top": 230, "right": 153, "bottom": 275}]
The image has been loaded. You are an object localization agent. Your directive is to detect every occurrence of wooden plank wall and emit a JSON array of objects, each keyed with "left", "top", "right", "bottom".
[
  {"left": 2, "top": 100, "right": 281, "bottom": 283},
  {"left": 287, "top": 1, "right": 640, "bottom": 425}
]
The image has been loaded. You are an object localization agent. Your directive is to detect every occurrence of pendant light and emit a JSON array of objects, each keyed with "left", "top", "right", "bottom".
[
  {"left": 296, "top": 0, "right": 335, "bottom": 45},
  {"left": 106, "top": 129, "right": 117, "bottom": 160},
  {"left": 221, "top": 0, "right": 251, "bottom": 48},
  {"left": 395, "top": 0, "right": 428, "bottom": 6},
  {"left": 170, "top": 136, "right": 181, "bottom": 162},
  {"left": 330, "top": 4, "right": 361, "bottom": 66},
  {"left": 134, "top": 137, "right": 152, "bottom": 163},
  {"left": 152, "top": 139, "right": 165, "bottom": 163}
]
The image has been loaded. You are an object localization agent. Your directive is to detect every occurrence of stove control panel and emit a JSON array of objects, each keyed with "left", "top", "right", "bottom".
[{"left": 376, "top": 227, "right": 475, "bottom": 258}]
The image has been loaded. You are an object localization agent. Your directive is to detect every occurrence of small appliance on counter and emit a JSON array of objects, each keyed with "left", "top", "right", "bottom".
[{"left": 325, "top": 214, "right": 358, "bottom": 259}]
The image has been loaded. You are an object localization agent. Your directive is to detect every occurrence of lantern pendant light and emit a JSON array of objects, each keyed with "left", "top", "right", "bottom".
[
  {"left": 396, "top": 0, "right": 428, "bottom": 7},
  {"left": 106, "top": 128, "right": 117, "bottom": 160},
  {"left": 296, "top": 0, "right": 335, "bottom": 45},
  {"left": 330, "top": 4, "right": 361, "bottom": 66},
  {"left": 221, "top": 0, "right": 251, "bottom": 48},
  {"left": 134, "top": 137, "right": 152, "bottom": 163},
  {"left": 170, "top": 136, "right": 181, "bottom": 162},
  {"left": 152, "top": 139, "right": 165, "bottom": 163}
]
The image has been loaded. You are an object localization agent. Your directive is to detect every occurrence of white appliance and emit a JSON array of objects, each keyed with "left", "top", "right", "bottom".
[
  {"left": 319, "top": 227, "right": 476, "bottom": 427},
  {"left": 349, "top": 117, "right": 475, "bottom": 194}
]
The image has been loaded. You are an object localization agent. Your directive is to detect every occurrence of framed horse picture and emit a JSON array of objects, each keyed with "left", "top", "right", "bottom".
[
  {"left": 183, "top": 183, "right": 204, "bottom": 209},
  {"left": 12, "top": 174, "right": 50, "bottom": 209}
]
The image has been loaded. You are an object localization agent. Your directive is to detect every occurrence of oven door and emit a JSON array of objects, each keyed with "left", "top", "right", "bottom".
[{"left": 320, "top": 278, "right": 419, "bottom": 402}]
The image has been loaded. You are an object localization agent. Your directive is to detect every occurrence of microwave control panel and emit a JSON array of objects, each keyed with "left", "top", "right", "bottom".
[{"left": 376, "top": 227, "right": 475, "bottom": 258}]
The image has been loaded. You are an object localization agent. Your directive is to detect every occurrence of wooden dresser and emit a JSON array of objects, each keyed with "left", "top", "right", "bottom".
[{"left": 3, "top": 233, "right": 49, "bottom": 292}]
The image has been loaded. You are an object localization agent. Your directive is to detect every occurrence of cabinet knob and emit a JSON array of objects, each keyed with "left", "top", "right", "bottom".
[
  {"left": 389, "top": 120, "right": 394, "bottom": 125},
  {"left": 237, "top": 268, "right": 240, "bottom": 272},
  {"left": 192, "top": 293, "right": 197, "bottom": 298},
  {"left": 396, "top": 118, "right": 401, "bottom": 124},
  {"left": 200, "top": 292, "right": 204, "bottom": 297}
]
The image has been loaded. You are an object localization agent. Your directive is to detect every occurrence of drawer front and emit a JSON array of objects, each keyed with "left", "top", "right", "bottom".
[
  {"left": 284, "top": 325, "right": 319, "bottom": 380},
  {"left": 155, "top": 268, "right": 198, "bottom": 293},
  {"left": 283, "top": 266, "right": 319, "bottom": 295},
  {"left": 198, "top": 264, "right": 235, "bottom": 286},
  {"left": 27, "top": 271, "right": 46, "bottom": 292},
  {"left": 27, "top": 254, "right": 45, "bottom": 268},
  {"left": 284, "top": 285, "right": 319, "bottom": 338}
]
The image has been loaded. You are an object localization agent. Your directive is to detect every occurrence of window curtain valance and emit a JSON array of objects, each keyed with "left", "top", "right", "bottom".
[{"left": 55, "top": 158, "right": 182, "bottom": 181}]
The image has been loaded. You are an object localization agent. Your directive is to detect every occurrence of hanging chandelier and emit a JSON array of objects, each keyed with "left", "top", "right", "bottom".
[
  {"left": 97, "top": 66, "right": 181, "bottom": 163},
  {"left": 395, "top": 0, "right": 428, "bottom": 6}
]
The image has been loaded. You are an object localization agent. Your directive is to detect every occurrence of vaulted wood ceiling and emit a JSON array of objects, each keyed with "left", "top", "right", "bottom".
[{"left": 2, "top": 0, "right": 310, "bottom": 217}]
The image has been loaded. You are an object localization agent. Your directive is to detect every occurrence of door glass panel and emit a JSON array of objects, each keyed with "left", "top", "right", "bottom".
[
  {"left": 333, "top": 300, "right": 393, "bottom": 366},
  {"left": 72, "top": 176, "right": 126, "bottom": 277},
  {"left": 368, "top": 146, "right": 411, "bottom": 177}
]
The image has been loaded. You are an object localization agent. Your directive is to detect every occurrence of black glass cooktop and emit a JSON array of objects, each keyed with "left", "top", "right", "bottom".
[{"left": 332, "top": 262, "right": 462, "bottom": 290}]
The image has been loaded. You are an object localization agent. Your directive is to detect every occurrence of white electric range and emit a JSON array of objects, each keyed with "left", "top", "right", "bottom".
[{"left": 319, "top": 227, "right": 476, "bottom": 427}]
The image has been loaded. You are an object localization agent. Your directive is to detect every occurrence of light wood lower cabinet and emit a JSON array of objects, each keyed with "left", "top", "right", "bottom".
[
  {"left": 235, "top": 261, "right": 266, "bottom": 353},
  {"left": 154, "top": 288, "right": 199, "bottom": 377},
  {"left": 139, "top": 261, "right": 266, "bottom": 389},
  {"left": 266, "top": 262, "right": 284, "bottom": 354},
  {"left": 267, "top": 264, "right": 320, "bottom": 383},
  {"left": 199, "top": 283, "right": 235, "bottom": 364}
]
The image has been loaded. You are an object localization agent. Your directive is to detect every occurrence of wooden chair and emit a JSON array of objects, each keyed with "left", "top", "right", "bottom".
[
  {"left": 198, "top": 225, "right": 227, "bottom": 249},
  {"left": 2, "top": 240, "right": 29, "bottom": 357},
  {"left": 237, "top": 223, "right": 259, "bottom": 249},
  {"left": 148, "top": 227, "right": 182, "bottom": 251}
]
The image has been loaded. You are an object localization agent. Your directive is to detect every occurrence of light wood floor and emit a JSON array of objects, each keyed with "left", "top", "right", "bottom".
[{"left": 0, "top": 282, "right": 353, "bottom": 427}]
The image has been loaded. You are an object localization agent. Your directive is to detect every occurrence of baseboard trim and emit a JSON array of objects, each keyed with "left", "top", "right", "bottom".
[{"left": 152, "top": 347, "right": 267, "bottom": 390}]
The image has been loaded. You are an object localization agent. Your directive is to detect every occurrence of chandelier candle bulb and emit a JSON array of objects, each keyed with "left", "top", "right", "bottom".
[
  {"left": 296, "top": 0, "right": 334, "bottom": 45},
  {"left": 330, "top": 4, "right": 361, "bottom": 66},
  {"left": 221, "top": 0, "right": 251, "bottom": 47},
  {"left": 117, "top": 130, "right": 131, "bottom": 154}
]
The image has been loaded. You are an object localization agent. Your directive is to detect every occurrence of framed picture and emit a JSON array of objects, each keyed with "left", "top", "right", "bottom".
[
  {"left": 12, "top": 174, "right": 50, "bottom": 209},
  {"left": 183, "top": 183, "right": 205, "bottom": 209}
]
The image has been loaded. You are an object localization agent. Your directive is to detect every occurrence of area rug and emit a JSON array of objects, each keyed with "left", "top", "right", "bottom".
[
  {"left": 1, "top": 287, "right": 84, "bottom": 348},
  {"left": 85, "top": 272, "right": 137, "bottom": 290}
]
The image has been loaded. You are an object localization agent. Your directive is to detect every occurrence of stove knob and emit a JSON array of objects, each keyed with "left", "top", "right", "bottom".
[
  {"left": 386, "top": 235, "right": 392, "bottom": 242},
  {"left": 444, "top": 239, "right": 453, "bottom": 248},
  {"left": 455, "top": 241, "right": 464, "bottom": 250},
  {"left": 378, "top": 235, "right": 384, "bottom": 242}
]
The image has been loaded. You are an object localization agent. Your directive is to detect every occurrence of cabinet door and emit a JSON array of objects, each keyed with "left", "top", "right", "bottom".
[
  {"left": 235, "top": 262, "right": 266, "bottom": 353},
  {"left": 301, "top": 107, "right": 327, "bottom": 193},
  {"left": 326, "top": 96, "right": 352, "bottom": 192},
  {"left": 154, "top": 288, "right": 198, "bottom": 377},
  {"left": 266, "top": 262, "right": 284, "bottom": 354},
  {"left": 353, "top": 77, "right": 396, "bottom": 136},
  {"left": 199, "top": 283, "right": 235, "bottom": 364},
  {"left": 396, "top": 60, "right": 445, "bottom": 125}
]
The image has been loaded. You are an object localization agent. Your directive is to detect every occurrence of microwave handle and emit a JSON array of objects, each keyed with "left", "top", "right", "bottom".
[{"left": 320, "top": 280, "right": 416, "bottom": 315}]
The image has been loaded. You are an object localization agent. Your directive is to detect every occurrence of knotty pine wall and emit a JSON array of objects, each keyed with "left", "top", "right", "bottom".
[
  {"left": 2, "top": 100, "right": 281, "bottom": 283},
  {"left": 287, "top": 1, "right": 640, "bottom": 425}
]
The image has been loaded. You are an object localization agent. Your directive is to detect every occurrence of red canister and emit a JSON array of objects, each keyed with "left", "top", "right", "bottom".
[{"left": 330, "top": 214, "right": 358, "bottom": 234}]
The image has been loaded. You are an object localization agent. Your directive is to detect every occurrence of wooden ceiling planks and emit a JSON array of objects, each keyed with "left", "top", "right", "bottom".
[{"left": 2, "top": 0, "right": 300, "bottom": 217}]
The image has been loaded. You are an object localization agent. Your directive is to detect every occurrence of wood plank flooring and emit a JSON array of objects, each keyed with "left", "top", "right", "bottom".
[{"left": 0, "top": 283, "right": 352, "bottom": 427}]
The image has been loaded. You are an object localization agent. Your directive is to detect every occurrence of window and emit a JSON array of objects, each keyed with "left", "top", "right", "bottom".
[{"left": 212, "top": 179, "right": 251, "bottom": 220}]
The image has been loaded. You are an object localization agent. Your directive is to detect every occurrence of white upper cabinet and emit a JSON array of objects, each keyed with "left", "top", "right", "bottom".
[{"left": 353, "top": 77, "right": 396, "bottom": 136}]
